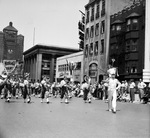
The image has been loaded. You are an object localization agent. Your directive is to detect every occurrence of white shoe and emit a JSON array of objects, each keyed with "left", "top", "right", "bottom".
[
  {"left": 108, "top": 109, "right": 112, "bottom": 112},
  {"left": 89, "top": 99, "right": 91, "bottom": 103},
  {"left": 47, "top": 98, "right": 49, "bottom": 104},
  {"left": 65, "top": 99, "right": 68, "bottom": 104},
  {"left": 27, "top": 99, "right": 30, "bottom": 103},
  {"left": 7, "top": 98, "right": 10, "bottom": 102}
]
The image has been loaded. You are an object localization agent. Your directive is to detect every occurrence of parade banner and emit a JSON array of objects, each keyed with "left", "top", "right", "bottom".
[
  {"left": 3, "top": 60, "right": 16, "bottom": 74},
  {"left": 0, "top": 62, "right": 5, "bottom": 75}
]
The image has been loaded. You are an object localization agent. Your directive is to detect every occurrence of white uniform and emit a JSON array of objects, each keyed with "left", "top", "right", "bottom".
[
  {"left": 107, "top": 67, "right": 121, "bottom": 113},
  {"left": 107, "top": 78, "right": 121, "bottom": 112}
]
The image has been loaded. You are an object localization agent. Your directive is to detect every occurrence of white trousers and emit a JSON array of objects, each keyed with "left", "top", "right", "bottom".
[{"left": 108, "top": 89, "right": 117, "bottom": 111}]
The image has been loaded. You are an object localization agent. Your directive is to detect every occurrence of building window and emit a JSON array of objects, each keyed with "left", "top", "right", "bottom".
[
  {"left": 94, "top": 41, "right": 98, "bottom": 56},
  {"left": 111, "top": 25, "right": 115, "bottom": 31},
  {"left": 95, "top": 23, "right": 99, "bottom": 36},
  {"left": 130, "top": 61, "right": 137, "bottom": 73},
  {"left": 89, "top": 63, "right": 98, "bottom": 78},
  {"left": 75, "top": 62, "right": 81, "bottom": 70},
  {"left": 90, "top": 26, "right": 94, "bottom": 38},
  {"left": 100, "top": 40, "right": 104, "bottom": 54},
  {"left": 101, "top": 20, "right": 105, "bottom": 34},
  {"left": 85, "top": 28, "right": 89, "bottom": 40},
  {"left": 85, "top": 44, "right": 88, "bottom": 57},
  {"left": 131, "top": 38, "right": 138, "bottom": 51},
  {"left": 125, "top": 62, "right": 130, "bottom": 73},
  {"left": 126, "top": 18, "right": 138, "bottom": 31},
  {"left": 127, "top": 19, "right": 131, "bottom": 31},
  {"left": 132, "top": 18, "right": 138, "bottom": 30},
  {"left": 89, "top": 43, "right": 93, "bottom": 56},
  {"left": 125, "top": 39, "right": 131, "bottom": 52},
  {"left": 131, "top": 67, "right": 137, "bottom": 73},
  {"left": 86, "top": 10, "right": 89, "bottom": 23},
  {"left": 131, "top": 45, "right": 137, "bottom": 51},
  {"left": 96, "top": 4, "right": 99, "bottom": 19},
  {"left": 116, "top": 25, "right": 121, "bottom": 31},
  {"left": 91, "top": 7, "right": 94, "bottom": 21},
  {"left": 101, "top": 0, "right": 105, "bottom": 16}
]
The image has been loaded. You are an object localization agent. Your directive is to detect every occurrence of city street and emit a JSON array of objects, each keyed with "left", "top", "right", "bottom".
[{"left": 0, "top": 96, "right": 149, "bottom": 138}]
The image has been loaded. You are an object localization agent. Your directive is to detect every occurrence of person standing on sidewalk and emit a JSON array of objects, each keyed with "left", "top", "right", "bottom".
[
  {"left": 129, "top": 79, "right": 136, "bottom": 103},
  {"left": 138, "top": 79, "right": 146, "bottom": 103}
]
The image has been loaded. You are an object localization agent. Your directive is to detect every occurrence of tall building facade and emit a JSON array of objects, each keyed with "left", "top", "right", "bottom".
[
  {"left": 83, "top": 0, "right": 132, "bottom": 84},
  {"left": 109, "top": 0, "right": 145, "bottom": 80},
  {"left": 0, "top": 22, "right": 24, "bottom": 62}
]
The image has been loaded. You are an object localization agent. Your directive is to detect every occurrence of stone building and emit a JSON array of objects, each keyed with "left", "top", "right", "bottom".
[
  {"left": 109, "top": 0, "right": 145, "bottom": 80},
  {"left": 83, "top": 0, "right": 132, "bottom": 84},
  {"left": 0, "top": 22, "right": 24, "bottom": 62},
  {"left": 56, "top": 51, "right": 83, "bottom": 83},
  {"left": 23, "top": 44, "right": 79, "bottom": 82}
]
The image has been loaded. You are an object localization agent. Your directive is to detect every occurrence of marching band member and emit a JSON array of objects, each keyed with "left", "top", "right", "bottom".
[
  {"left": 41, "top": 76, "right": 49, "bottom": 103},
  {"left": 1, "top": 74, "right": 12, "bottom": 102},
  {"left": 104, "top": 67, "right": 121, "bottom": 113},
  {"left": 82, "top": 75, "right": 91, "bottom": 103},
  {"left": 60, "top": 76, "right": 69, "bottom": 104},
  {"left": 24, "top": 74, "right": 31, "bottom": 103}
]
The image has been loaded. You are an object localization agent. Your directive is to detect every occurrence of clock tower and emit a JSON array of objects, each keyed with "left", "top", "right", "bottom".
[{"left": 0, "top": 22, "right": 24, "bottom": 61}]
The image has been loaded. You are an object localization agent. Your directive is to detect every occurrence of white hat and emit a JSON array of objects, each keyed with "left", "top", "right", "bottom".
[{"left": 108, "top": 68, "right": 116, "bottom": 77}]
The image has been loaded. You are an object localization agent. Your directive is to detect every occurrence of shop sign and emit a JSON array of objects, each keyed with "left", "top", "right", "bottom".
[{"left": 59, "top": 72, "right": 69, "bottom": 77}]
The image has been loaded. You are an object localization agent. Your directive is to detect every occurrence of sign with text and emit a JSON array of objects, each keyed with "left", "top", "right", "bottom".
[{"left": 3, "top": 60, "right": 16, "bottom": 74}]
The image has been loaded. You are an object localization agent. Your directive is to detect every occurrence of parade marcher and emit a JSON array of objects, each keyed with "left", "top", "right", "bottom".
[
  {"left": 23, "top": 74, "right": 31, "bottom": 103},
  {"left": 98, "top": 81, "right": 104, "bottom": 100},
  {"left": 0, "top": 75, "right": 4, "bottom": 98},
  {"left": 41, "top": 76, "right": 49, "bottom": 104},
  {"left": 138, "top": 79, "right": 146, "bottom": 103},
  {"left": 82, "top": 75, "right": 91, "bottom": 103},
  {"left": 103, "top": 67, "right": 121, "bottom": 113},
  {"left": 60, "top": 76, "right": 69, "bottom": 104},
  {"left": 1, "top": 74, "right": 11, "bottom": 102},
  {"left": 34, "top": 80, "right": 40, "bottom": 96},
  {"left": 30, "top": 79, "right": 35, "bottom": 95}
]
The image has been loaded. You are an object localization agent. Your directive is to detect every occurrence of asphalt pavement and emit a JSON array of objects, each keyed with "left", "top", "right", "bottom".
[{"left": 0, "top": 96, "right": 149, "bottom": 138}]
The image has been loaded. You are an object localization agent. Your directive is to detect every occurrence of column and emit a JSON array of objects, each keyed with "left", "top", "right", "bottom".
[
  {"left": 50, "top": 55, "right": 55, "bottom": 83},
  {"left": 30, "top": 56, "right": 33, "bottom": 79},
  {"left": 33, "top": 55, "right": 36, "bottom": 80},
  {"left": 143, "top": 0, "right": 150, "bottom": 83},
  {"left": 36, "top": 53, "right": 42, "bottom": 81}
]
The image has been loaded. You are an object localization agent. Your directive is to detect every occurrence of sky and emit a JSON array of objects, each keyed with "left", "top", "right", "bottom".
[{"left": 0, "top": 0, "right": 89, "bottom": 51}]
